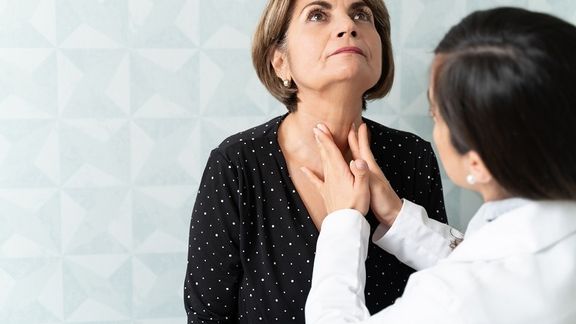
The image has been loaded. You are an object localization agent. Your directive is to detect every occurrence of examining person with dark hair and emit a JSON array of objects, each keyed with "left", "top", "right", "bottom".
[
  {"left": 183, "top": 0, "right": 448, "bottom": 323},
  {"left": 305, "top": 7, "right": 576, "bottom": 324}
]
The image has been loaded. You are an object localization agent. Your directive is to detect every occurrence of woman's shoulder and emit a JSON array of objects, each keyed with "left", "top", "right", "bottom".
[
  {"left": 363, "top": 117, "right": 432, "bottom": 152},
  {"left": 213, "top": 114, "right": 285, "bottom": 157}
]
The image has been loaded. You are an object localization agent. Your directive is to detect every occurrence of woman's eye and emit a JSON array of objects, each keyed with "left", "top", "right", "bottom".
[
  {"left": 353, "top": 9, "right": 372, "bottom": 22},
  {"left": 307, "top": 9, "right": 327, "bottom": 22}
]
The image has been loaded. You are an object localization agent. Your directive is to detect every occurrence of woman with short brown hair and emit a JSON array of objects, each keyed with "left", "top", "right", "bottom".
[
  {"left": 184, "top": 1, "right": 447, "bottom": 322},
  {"left": 252, "top": 0, "right": 394, "bottom": 111}
]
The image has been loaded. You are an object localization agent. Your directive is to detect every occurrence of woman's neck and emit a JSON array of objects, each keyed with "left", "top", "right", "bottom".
[{"left": 278, "top": 93, "right": 364, "bottom": 171}]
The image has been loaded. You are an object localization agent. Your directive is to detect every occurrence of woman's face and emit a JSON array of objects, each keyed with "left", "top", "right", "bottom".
[
  {"left": 281, "top": 0, "right": 382, "bottom": 94},
  {"left": 429, "top": 56, "right": 468, "bottom": 188}
]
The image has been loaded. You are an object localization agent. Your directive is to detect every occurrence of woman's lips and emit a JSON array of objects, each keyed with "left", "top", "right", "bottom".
[{"left": 331, "top": 46, "right": 365, "bottom": 56}]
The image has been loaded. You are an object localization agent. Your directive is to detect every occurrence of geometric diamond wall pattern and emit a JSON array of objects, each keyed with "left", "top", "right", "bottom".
[{"left": 1, "top": 0, "right": 575, "bottom": 322}]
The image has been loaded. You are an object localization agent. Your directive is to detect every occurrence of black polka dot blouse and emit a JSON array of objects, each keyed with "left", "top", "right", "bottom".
[{"left": 184, "top": 114, "right": 447, "bottom": 323}]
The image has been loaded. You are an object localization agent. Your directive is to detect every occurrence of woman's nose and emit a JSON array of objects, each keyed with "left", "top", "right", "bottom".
[
  {"left": 337, "top": 30, "right": 357, "bottom": 38},
  {"left": 336, "top": 15, "right": 358, "bottom": 38}
]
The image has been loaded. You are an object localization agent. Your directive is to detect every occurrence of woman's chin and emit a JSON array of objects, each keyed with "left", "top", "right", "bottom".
[
  {"left": 328, "top": 73, "right": 377, "bottom": 91},
  {"left": 329, "top": 65, "right": 378, "bottom": 85}
]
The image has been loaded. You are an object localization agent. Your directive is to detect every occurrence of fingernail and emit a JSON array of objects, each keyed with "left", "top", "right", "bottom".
[
  {"left": 316, "top": 123, "right": 328, "bottom": 133},
  {"left": 354, "top": 160, "right": 368, "bottom": 169},
  {"left": 312, "top": 127, "right": 321, "bottom": 142}
]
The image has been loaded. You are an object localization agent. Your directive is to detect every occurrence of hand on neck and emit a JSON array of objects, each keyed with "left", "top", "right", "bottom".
[
  {"left": 278, "top": 93, "right": 364, "bottom": 171},
  {"left": 296, "top": 90, "right": 363, "bottom": 145}
]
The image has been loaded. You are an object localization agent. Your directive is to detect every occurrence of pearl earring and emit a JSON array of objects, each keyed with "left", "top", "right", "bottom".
[
  {"left": 466, "top": 174, "right": 477, "bottom": 185},
  {"left": 283, "top": 79, "right": 291, "bottom": 87}
]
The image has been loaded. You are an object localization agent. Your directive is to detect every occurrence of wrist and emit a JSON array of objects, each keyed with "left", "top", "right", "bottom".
[{"left": 373, "top": 197, "right": 402, "bottom": 227}]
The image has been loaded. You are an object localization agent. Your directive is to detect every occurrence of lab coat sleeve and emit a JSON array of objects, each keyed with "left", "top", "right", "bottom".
[
  {"left": 373, "top": 199, "right": 462, "bottom": 270},
  {"left": 305, "top": 209, "right": 372, "bottom": 323},
  {"left": 305, "top": 208, "right": 462, "bottom": 324}
]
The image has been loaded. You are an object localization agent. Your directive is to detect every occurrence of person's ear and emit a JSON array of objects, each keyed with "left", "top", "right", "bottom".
[
  {"left": 466, "top": 150, "right": 492, "bottom": 185},
  {"left": 272, "top": 47, "right": 291, "bottom": 82}
]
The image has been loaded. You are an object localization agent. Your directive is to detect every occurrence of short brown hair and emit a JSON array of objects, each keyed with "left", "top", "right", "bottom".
[{"left": 252, "top": 0, "right": 394, "bottom": 112}]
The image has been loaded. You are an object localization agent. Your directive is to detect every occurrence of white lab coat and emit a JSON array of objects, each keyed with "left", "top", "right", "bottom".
[{"left": 305, "top": 199, "right": 576, "bottom": 324}]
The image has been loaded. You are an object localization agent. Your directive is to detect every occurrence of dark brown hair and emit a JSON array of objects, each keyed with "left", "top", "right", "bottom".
[
  {"left": 433, "top": 7, "right": 576, "bottom": 200},
  {"left": 252, "top": 0, "right": 394, "bottom": 111}
]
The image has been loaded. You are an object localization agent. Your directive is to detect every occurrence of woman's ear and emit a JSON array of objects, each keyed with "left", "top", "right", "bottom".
[
  {"left": 466, "top": 150, "right": 511, "bottom": 200},
  {"left": 466, "top": 150, "right": 492, "bottom": 185},
  {"left": 271, "top": 47, "right": 290, "bottom": 81}
]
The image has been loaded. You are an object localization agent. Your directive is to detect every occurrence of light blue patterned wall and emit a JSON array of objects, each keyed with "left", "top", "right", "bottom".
[{"left": 0, "top": 1, "right": 574, "bottom": 323}]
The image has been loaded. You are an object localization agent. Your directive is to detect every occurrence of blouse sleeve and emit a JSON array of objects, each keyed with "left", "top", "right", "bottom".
[
  {"left": 416, "top": 143, "right": 448, "bottom": 224},
  {"left": 184, "top": 149, "right": 242, "bottom": 323}
]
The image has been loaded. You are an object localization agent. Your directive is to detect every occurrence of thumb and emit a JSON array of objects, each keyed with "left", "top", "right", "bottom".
[
  {"left": 350, "top": 159, "right": 369, "bottom": 186},
  {"left": 350, "top": 159, "right": 370, "bottom": 215}
]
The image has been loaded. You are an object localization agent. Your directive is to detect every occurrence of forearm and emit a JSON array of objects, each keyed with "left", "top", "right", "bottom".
[
  {"left": 306, "top": 209, "right": 372, "bottom": 324},
  {"left": 373, "top": 199, "right": 461, "bottom": 270}
]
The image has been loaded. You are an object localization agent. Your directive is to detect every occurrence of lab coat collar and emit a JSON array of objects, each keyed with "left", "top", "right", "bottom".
[
  {"left": 448, "top": 200, "right": 576, "bottom": 261},
  {"left": 465, "top": 197, "right": 531, "bottom": 235}
]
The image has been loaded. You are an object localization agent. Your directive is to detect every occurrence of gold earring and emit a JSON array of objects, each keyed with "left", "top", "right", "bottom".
[{"left": 283, "top": 79, "right": 291, "bottom": 87}]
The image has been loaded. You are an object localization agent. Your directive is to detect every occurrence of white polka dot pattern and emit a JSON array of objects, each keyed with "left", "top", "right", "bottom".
[{"left": 184, "top": 115, "right": 447, "bottom": 323}]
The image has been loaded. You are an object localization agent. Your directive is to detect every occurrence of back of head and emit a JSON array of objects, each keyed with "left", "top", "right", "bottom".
[{"left": 433, "top": 7, "right": 576, "bottom": 200}]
